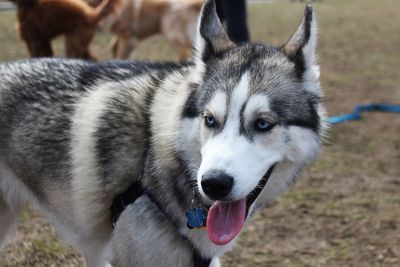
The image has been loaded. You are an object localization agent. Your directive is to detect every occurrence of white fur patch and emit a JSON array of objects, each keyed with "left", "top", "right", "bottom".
[
  {"left": 209, "top": 257, "right": 221, "bottom": 267},
  {"left": 70, "top": 84, "right": 118, "bottom": 234},
  {"left": 302, "top": 10, "right": 320, "bottom": 91},
  {"left": 229, "top": 72, "right": 250, "bottom": 121},
  {"left": 205, "top": 91, "right": 227, "bottom": 121},
  {"left": 285, "top": 126, "right": 320, "bottom": 164},
  {"left": 303, "top": 10, "right": 318, "bottom": 68},
  {"left": 243, "top": 94, "right": 271, "bottom": 120},
  {"left": 255, "top": 126, "right": 320, "bottom": 209}
]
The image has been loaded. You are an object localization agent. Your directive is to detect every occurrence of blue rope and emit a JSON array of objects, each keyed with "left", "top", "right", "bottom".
[{"left": 326, "top": 103, "right": 400, "bottom": 124}]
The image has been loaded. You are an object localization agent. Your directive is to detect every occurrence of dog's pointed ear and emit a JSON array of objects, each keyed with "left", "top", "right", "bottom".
[
  {"left": 281, "top": 4, "right": 319, "bottom": 81},
  {"left": 194, "top": 0, "right": 236, "bottom": 62}
]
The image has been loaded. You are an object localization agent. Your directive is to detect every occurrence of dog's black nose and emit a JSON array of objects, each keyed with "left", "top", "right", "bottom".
[{"left": 201, "top": 170, "right": 233, "bottom": 199}]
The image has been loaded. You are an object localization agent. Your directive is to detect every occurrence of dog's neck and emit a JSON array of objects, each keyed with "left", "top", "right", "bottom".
[{"left": 111, "top": 179, "right": 212, "bottom": 267}]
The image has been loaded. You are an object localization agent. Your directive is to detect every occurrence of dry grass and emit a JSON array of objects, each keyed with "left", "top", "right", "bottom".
[{"left": 0, "top": 0, "right": 399, "bottom": 266}]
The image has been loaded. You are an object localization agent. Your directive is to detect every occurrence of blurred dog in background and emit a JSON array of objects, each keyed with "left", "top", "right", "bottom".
[
  {"left": 106, "top": 0, "right": 204, "bottom": 60},
  {"left": 11, "top": 0, "right": 120, "bottom": 60}
]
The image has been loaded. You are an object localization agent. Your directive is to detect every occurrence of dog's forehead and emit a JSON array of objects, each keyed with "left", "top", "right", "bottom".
[
  {"left": 204, "top": 44, "right": 295, "bottom": 89},
  {"left": 202, "top": 44, "right": 303, "bottom": 104}
]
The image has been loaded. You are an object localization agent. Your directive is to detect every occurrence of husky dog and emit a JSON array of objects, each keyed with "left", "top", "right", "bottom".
[{"left": 0, "top": 0, "right": 325, "bottom": 266}]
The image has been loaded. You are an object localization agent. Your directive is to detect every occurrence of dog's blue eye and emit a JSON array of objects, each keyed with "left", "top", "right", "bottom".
[
  {"left": 204, "top": 115, "right": 217, "bottom": 128},
  {"left": 255, "top": 119, "right": 274, "bottom": 132}
]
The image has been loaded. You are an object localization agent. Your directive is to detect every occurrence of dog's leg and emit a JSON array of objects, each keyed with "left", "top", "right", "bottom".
[
  {"left": 0, "top": 194, "right": 19, "bottom": 249},
  {"left": 85, "top": 257, "right": 111, "bottom": 267},
  {"left": 114, "top": 36, "right": 138, "bottom": 59},
  {"left": 65, "top": 29, "right": 97, "bottom": 60},
  {"left": 110, "top": 36, "right": 119, "bottom": 58},
  {"left": 210, "top": 257, "right": 221, "bottom": 267},
  {"left": 84, "top": 249, "right": 112, "bottom": 267},
  {"left": 24, "top": 38, "right": 53, "bottom": 58},
  {"left": 81, "top": 238, "right": 113, "bottom": 267}
]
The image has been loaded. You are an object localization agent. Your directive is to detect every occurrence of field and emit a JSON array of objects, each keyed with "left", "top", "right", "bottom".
[{"left": 0, "top": 0, "right": 399, "bottom": 266}]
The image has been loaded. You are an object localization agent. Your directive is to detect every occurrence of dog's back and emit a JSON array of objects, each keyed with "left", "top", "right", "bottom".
[{"left": 0, "top": 57, "right": 186, "bottom": 264}]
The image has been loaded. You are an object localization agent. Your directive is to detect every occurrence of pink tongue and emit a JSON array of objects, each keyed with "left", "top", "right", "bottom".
[{"left": 206, "top": 199, "right": 247, "bottom": 245}]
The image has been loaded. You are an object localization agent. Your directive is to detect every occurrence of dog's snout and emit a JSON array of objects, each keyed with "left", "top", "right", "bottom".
[{"left": 201, "top": 170, "right": 233, "bottom": 199}]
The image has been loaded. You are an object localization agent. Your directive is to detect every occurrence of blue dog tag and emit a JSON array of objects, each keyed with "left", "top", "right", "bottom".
[{"left": 186, "top": 208, "right": 207, "bottom": 229}]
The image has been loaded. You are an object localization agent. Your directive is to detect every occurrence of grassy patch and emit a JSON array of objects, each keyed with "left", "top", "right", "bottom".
[{"left": 31, "top": 237, "right": 64, "bottom": 256}]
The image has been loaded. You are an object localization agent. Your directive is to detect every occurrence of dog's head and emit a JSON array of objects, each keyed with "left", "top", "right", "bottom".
[{"left": 180, "top": 0, "right": 325, "bottom": 245}]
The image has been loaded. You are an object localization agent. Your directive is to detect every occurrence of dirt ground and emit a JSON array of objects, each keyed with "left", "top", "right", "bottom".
[{"left": 0, "top": 0, "right": 399, "bottom": 266}]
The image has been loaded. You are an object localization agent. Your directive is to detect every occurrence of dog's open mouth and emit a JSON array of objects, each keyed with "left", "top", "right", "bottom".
[{"left": 206, "top": 165, "right": 275, "bottom": 245}]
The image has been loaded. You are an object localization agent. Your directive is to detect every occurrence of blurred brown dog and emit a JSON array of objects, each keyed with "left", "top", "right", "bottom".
[
  {"left": 11, "top": 0, "right": 119, "bottom": 60},
  {"left": 107, "top": 0, "right": 204, "bottom": 60}
]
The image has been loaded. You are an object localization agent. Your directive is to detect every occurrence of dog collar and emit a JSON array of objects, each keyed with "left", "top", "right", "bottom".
[
  {"left": 111, "top": 181, "right": 144, "bottom": 229},
  {"left": 111, "top": 182, "right": 212, "bottom": 267}
]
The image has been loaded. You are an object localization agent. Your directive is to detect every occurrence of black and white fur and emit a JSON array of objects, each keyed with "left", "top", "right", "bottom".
[{"left": 0, "top": 1, "right": 325, "bottom": 266}]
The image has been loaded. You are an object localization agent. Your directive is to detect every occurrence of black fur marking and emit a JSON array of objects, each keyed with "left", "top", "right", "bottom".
[
  {"left": 182, "top": 84, "right": 200, "bottom": 118},
  {"left": 95, "top": 87, "right": 156, "bottom": 191},
  {"left": 292, "top": 50, "right": 306, "bottom": 80},
  {"left": 78, "top": 60, "right": 185, "bottom": 87},
  {"left": 286, "top": 117, "right": 317, "bottom": 130},
  {"left": 239, "top": 103, "right": 247, "bottom": 136},
  {"left": 304, "top": 97, "right": 320, "bottom": 132},
  {"left": 303, "top": 5, "right": 313, "bottom": 45},
  {"left": 294, "top": 6, "right": 312, "bottom": 79},
  {"left": 286, "top": 100, "right": 319, "bottom": 131},
  {"left": 271, "top": 92, "right": 320, "bottom": 132}
]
